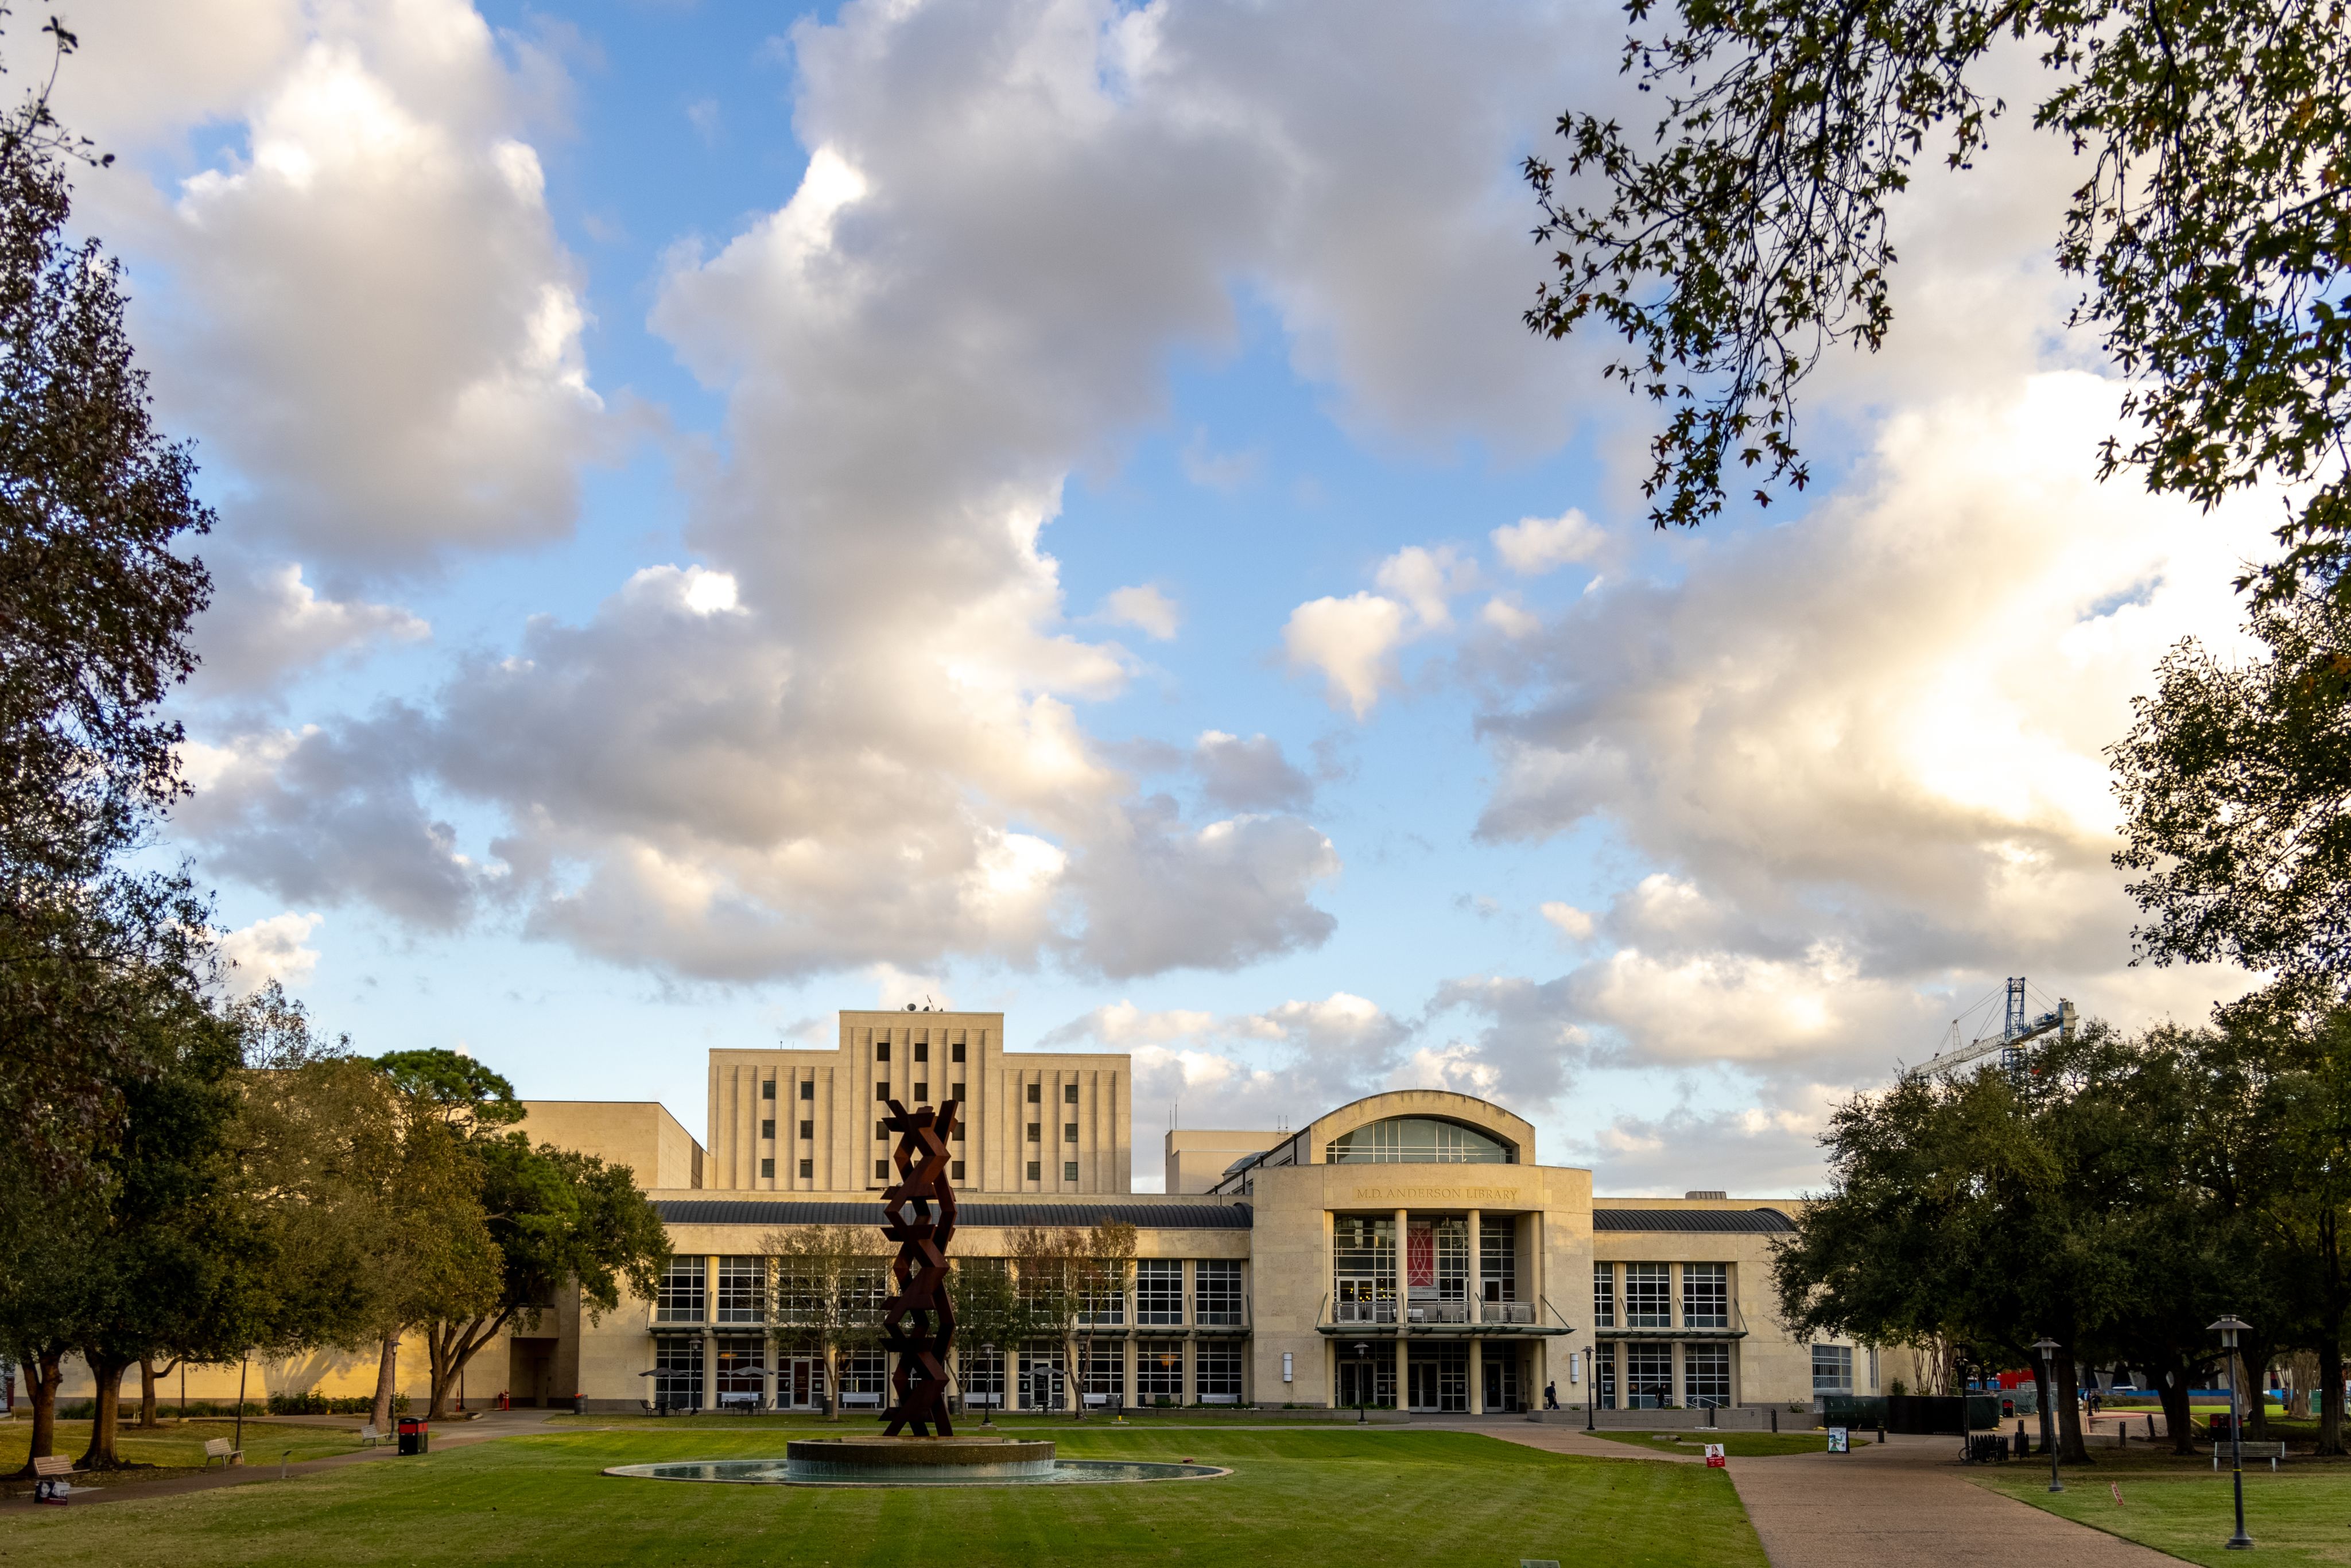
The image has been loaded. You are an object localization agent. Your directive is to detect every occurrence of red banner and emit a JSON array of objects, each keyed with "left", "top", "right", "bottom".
[{"left": 1406, "top": 1224, "right": 1434, "bottom": 1287}]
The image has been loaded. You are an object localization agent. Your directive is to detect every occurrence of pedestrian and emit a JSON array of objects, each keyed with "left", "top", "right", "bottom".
[{"left": 1544, "top": 1380, "right": 1558, "bottom": 1410}]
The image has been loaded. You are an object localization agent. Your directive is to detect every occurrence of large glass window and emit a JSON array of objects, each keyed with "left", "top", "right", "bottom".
[
  {"left": 1685, "top": 1343, "right": 1731, "bottom": 1408},
  {"left": 1080, "top": 1270, "right": 1126, "bottom": 1326},
  {"left": 655, "top": 1257, "right": 705, "bottom": 1322},
  {"left": 1480, "top": 1224, "right": 1517, "bottom": 1303},
  {"left": 1018, "top": 1342, "right": 1066, "bottom": 1410},
  {"left": 714, "top": 1337, "right": 765, "bottom": 1406},
  {"left": 1596, "top": 1347, "right": 1617, "bottom": 1410},
  {"left": 716, "top": 1256, "right": 765, "bottom": 1325},
  {"left": 1196, "top": 1340, "right": 1243, "bottom": 1403},
  {"left": 1682, "top": 1263, "right": 1728, "bottom": 1329},
  {"left": 1081, "top": 1342, "right": 1124, "bottom": 1407},
  {"left": 840, "top": 1352, "right": 888, "bottom": 1409},
  {"left": 1325, "top": 1117, "right": 1515, "bottom": 1165},
  {"left": 653, "top": 1338, "right": 702, "bottom": 1410},
  {"left": 959, "top": 1347, "right": 1004, "bottom": 1408},
  {"left": 1137, "top": 1340, "right": 1185, "bottom": 1404},
  {"left": 1624, "top": 1263, "right": 1670, "bottom": 1328},
  {"left": 1196, "top": 1260, "right": 1243, "bottom": 1325},
  {"left": 1405, "top": 1218, "right": 1469, "bottom": 1322},
  {"left": 1136, "top": 1259, "right": 1184, "bottom": 1325},
  {"left": 1333, "top": 1216, "right": 1396, "bottom": 1324},
  {"left": 1626, "top": 1343, "right": 1673, "bottom": 1408},
  {"left": 1812, "top": 1344, "right": 1854, "bottom": 1394},
  {"left": 1338, "top": 1347, "right": 1393, "bottom": 1409},
  {"left": 1592, "top": 1263, "right": 1615, "bottom": 1328}
]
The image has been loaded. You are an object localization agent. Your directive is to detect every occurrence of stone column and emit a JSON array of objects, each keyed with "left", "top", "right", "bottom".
[
  {"left": 701, "top": 1330, "right": 717, "bottom": 1414},
  {"left": 1393, "top": 1208, "right": 1409, "bottom": 1409},
  {"left": 1469, "top": 1337, "right": 1485, "bottom": 1416},
  {"left": 1467, "top": 1210, "right": 1483, "bottom": 1324}
]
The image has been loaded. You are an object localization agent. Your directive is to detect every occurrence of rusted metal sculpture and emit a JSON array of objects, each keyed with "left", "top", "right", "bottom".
[{"left": 878, "top": 1096, "right": 960, "bottom": 1437}]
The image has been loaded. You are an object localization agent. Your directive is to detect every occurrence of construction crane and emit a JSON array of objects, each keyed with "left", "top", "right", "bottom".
[{"left": 1902, "top": 977, "right": 2077, "bottom": 1080}]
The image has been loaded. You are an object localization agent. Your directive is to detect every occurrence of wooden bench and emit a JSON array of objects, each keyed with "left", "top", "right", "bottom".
[
  {"left": 203, "top": 1437, "right": 242, "bottom": 1468},
  {"left": 32, "top": 1453, "right": 76, "bottom": 1504},
  {"left": 2212, "top": 1440, "right": 2287, "bottom": 1466}
]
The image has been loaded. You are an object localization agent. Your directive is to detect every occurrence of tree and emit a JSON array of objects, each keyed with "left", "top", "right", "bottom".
[
  {"left": 1523, "top": 0, "right": 2351, "bottom": 595},
  {"left": 766, "top": 1224, "right": 890, "bottom": 1420},
  {"left": 944, "top": 1258, "right": 1029, "bottom": 1414},
  {"left": 418, "top": 1134, "right": 668, "bottom": 1420},
  {"left": 1010, "top": 1222, "right": 1136, "bottom": 1412}
]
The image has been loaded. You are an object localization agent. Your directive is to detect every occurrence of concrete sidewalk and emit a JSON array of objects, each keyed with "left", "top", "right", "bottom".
[{"left": 1723, "top": 1434, "right": 2177, "bottom": 1567}]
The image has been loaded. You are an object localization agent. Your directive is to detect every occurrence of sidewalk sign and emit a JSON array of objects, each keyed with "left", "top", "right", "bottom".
[
  {"left": 1704, "top": 1443, "right": 1727, "bottom": 1468},
  {"left": 1827, "top": 1426, "right": 1850, "bottom": 1454}
]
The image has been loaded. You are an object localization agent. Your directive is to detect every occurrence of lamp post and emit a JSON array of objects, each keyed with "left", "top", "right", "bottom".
[
  {"left": 1076, "top": 1328, "right": 1090, "bottom": 1422},
  {"left": 1585, "top": 1347, "right": 1596, "bottom": 1432},
  {"left": 2210, "top": 1315, "right": 2255, "bottom": 1551},
  {"left": 980, "top": 1342, "right": 995, "bottom": 1427},
  {"left": 1354, "top": 1341, "right": 1370, "bottom": 1424},
  {"left": 2032, "top": 1338, "right": 2062, "bottom": 1493}
]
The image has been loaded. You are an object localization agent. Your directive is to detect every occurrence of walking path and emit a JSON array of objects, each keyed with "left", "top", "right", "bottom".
[{"left": 1719, "top": 1435, "right": 2177, "bottom": 1567}]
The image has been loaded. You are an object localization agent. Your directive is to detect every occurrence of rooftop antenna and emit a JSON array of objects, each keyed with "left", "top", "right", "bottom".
[{"left": 924, "top": 994, "right": 935, "bottom": 1012}]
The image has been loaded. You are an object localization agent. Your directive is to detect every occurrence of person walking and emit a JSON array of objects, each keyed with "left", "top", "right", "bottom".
[{"left": 1544, "top": 1381, "right": 1558, "bottom": 1410}]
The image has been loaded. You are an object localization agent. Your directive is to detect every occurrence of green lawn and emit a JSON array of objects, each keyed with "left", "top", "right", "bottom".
[
  {"left": 1976, "top": 1460, "right": 2351, "bottom": 1565},
  {"left": 1589, "top": 1429, "right": 1872, "bottom": 1458},
  {"left": 0, "top": 1425, "right": 1767, "bottom": 1567},
  {"left": 2, "top": 1418, "right": 363, "bottom": 1480}
]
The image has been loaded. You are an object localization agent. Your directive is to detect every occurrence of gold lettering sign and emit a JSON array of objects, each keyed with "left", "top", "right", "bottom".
[{"left": 1346, "top": 1186, "right": 1522, "bottom": 1205}]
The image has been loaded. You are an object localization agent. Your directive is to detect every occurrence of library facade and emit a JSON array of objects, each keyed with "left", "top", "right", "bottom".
[{"left": 520, "top": 1010, "right": 1869, "bottom": 1416}]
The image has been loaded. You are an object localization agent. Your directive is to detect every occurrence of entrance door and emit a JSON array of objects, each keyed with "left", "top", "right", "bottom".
[
  {"left": 790, "top": 1360, "right": 812, "bottom": 1408},
  {"left": 1483, "top": 1357, "right": 1519, "bottom": 1413},
  {"left": 1409, "top": 1361, "right": 1440, "bottom": 1412}
]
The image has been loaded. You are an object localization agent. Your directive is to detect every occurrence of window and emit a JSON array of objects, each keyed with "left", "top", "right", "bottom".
[
  {"left": 874, "top": 1159, "right": 890, "bottom": 1181},
  {"left": 798, "top": 1120, "right": 813, "bottom": 1140},
  {"left": 914, "top": 1082, "right": 928, "bottom": 1102},
  {"left": 1813, "top": 1345, "right": 1854, "bottom": 1394},
  {"left": 1136, "top": 1260, "right": 1184, "bottom": 1325},
  {"left": 761, "top": 1119, "right": 775, "bottom": 1140},
  {"left": 656, "top": 1258, "right": 706, "bottom": 1322},
  {"left": 951, "top": 1081, "right": 965, "bottom": 1100},
  {"left": 952, "top": 1042, "right": 965, "bottom": 1063},
  {"left": 1333, "top": 1216, "right": 1397, "bottom": 1324},
  {"left": 1627, "top": 1342, "right": 1673, "bottom": 1408},
  {"left": 654, "top": 1338, "right": 701, "bottom": 1411},
  {"left": 1026, "top": 1161, "right": 1041, "bottom": 1181},
  {"left": 1685, "top": 1343, "right": 1731, "bottom": 1408},
  {"left": 1592, "top": 1263, "right": 1615, "bottom": 1328},
  {"left": 1081, "top": 1272, "right": 1125, "bottom": 1326},
  {"left": 1063, "top": 1123, "right": 1078, "bottom": 1143},
  {"left": 1064, "top": 1083, "right": 1078, "bottom": 1103},
  {"left": 1196, "top": 1260, "right": 1242, "bottom": 1325},
  {"left": 799, "top": 1081, "right": 813, "bottom": 1100},
  {"left": 876, "top": 1041, "right": 890, "bottom": 1061},
  {"left": 1596, "top": 1346, "right": 1617, "bottom": 1410},
  {"left": 1624, "top": 1263, "right": 1670, "bottom": 1328},
  {"left": 1324, "top": 1116, "right": 1515, "bottom": 1165},
  {"left": 797, "top": 1158, "right": 813, "bottom": 1178},
  {"left": 1082, "top": 1342, "right": 1124, "bottom": 1407},
  {"left": 761, "top": 1080, "right": 776, "bottom": 1100},
  {"left": 1137, "top": 1340, "right": 1185, "bottom": 1403},
  {"left": 1027, "top": 1083, "right": 1041, "bottom": 1103},
  {"left": 1868, "top": 1346, "right": 1879, "bottom": 1390},
  {"left": 951, "top": 1159, "right": 965, "bottom": 1181},
  {"left": 1063, "top": 1161, "right": 1079, "bottom": 1182},
  {"left": 914, "top": 1041, "right": 928, "bottom": 1062},
  {"left": 716, "top": 1256, "right": 765, "bottom": 1324},
  {"left": 1196, "top": 1340, "right": 1243, "bottom": 1403},
  {"left": 959, "top": 1345, "right": 1003, "bottom": 1407},
  {"left": 1027, "top": 1123, "right": 1042, "bottom": 1142},
  {"left": 840, "top": 1352, "right": 888, "bottom": 1409},
  {"left": 1480, "top": 1223, "right": 1516, "bottom": 1304},
  {"left": 875, "top": 1082, "right": 890, "bottom": 1101},
  {"left": 714, "top": 1336, "right": 765, "bottom": 1404},
  {"left": 1683, "top": 1263, "right": 1728, "bottom": 1329},
  {"left": 1017, "top": 1342, "right": 1066, "bottom": 1411},
  {"left": 760, "top": 1158, "right": 775, "bottom": 1178},
  {"left": 952, "top": 1123, "right": 965, "bottom": 1142},
  {"left": 875, "top": 1120, "right": 888, "bottom": 1140}
]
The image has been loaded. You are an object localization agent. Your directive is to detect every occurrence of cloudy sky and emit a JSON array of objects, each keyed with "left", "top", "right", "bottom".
[{"left": 69, "top": 0, "right": 2269, "bottom": 1194}]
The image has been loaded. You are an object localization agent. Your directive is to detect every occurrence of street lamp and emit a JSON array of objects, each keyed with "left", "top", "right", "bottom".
[
  {"left": 980, "top": 1342, "right": 995, "bottom": 1427},
  {"left": 1585, "top": 1346, "right": 1596, "bottom": 1432},
  {"left": 1354, "top": 1342, "right": 1370, "bottom": 1423},
  {"left": 2032, "top": 1338, "right": 2063, "bottom": 1493},
  {"left": 2210, "top": 1315, "right": 2255, "bottom": 1551},
  {"left": 1076, "top": 1328, "right": 1091, "bottom": 1422}
]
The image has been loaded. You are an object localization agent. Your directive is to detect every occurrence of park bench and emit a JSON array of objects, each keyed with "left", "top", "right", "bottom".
[
  {"left": 203, "top": 1437, "right": 242, "bottom": 1468},
  {"left": 2212, "top": 1440, "right": 2287, "bottom": 1469},
  {"left": 358, "top": 1423, "right": 382, "bottom": 1449},
  {"left": 32, "top": 1453, "right": 77, "bottom": 1504}
]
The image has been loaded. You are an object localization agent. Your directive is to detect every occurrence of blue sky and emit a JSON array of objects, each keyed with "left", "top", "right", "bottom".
[{"left": 64, "top": 0, "right": 2271, "bottom": 1192}]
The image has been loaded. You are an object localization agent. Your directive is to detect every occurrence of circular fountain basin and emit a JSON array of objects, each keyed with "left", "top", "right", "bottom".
[{"left": 604, "top": 1436, "right": 1227, "bottom": 1488}]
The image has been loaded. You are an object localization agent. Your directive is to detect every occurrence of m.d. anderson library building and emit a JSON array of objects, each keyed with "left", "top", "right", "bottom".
[{"left": 73, "top": 1010, "right": 1884, "bottom": 1417}]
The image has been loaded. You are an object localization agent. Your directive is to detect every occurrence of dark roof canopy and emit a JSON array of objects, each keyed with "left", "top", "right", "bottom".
[
  {"left": 654, "top": 1200, "right": 1252, "bottom": 1231},
  {"left": 1592, "top": 1207, "right": 1795, "bottom": 1233}
]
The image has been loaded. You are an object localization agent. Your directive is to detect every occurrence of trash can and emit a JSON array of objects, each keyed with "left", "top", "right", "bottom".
[{"left": 397, "top": 1416, "right": 428, "bottom": 1456}]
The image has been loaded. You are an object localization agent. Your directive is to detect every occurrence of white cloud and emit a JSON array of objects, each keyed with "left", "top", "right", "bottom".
[
  {"left": 1179, "top": 429, "right": 1261, "bottom": 491},
  {"left": 1100, "top": 584, "right": 1182, "bottom": 640},
  {"left": 193, "top": 561, "right": 429, "bottom": 692},
  {"left": 1539, "top": 901, "right": 1594, "bottom": 941},
  {"left": 1479, "top": 596, "right": 1542, "bottom": 639},
  {"left": 1192, "top": 731, "right": 1313, "bottom": 811},
  {"left": 1372, "top": 545, "right": 1479, "bottom": 630},
  {"left": 1491, "top": 508, "right": 1604, "bottom": 575},
  {"left": 218, "top": 910, "right": 324, "bottom": 997},
  {"left": 1283, "top": 592, "right": 1411, "bottom": 718}
]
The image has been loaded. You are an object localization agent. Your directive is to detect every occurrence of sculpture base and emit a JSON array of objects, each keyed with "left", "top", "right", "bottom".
[{"left": 783, "top": 1435, "right": 1056, "bottom": 1481}]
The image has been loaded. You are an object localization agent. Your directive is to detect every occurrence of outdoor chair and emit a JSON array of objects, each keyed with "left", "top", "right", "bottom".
[
  {"left": 358, "top": 1423, "right": 382, "bottom": 1449},
  {"left": 203, "top": 1437, "right": 242, "bottom": 1468}
]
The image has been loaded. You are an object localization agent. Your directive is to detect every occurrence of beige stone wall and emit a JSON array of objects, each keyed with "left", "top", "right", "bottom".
[
  {"left": 706, "top": 1011, "right": 1129, "bottom": 1196},
  {"left": 48, "top": 1338, "right": 506, "bottom": 1407},
  {"left": 516, "top": 1100, "right": 704, "bottom": 1189},
  {"left": 1164, "top": 1128, "right": 1282, "bottom": 1193}
]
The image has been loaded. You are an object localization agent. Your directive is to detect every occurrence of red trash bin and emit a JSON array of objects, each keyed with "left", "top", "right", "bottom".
[{"left": 397, "top": 1416, "right": 429, "bottom": 1456}]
